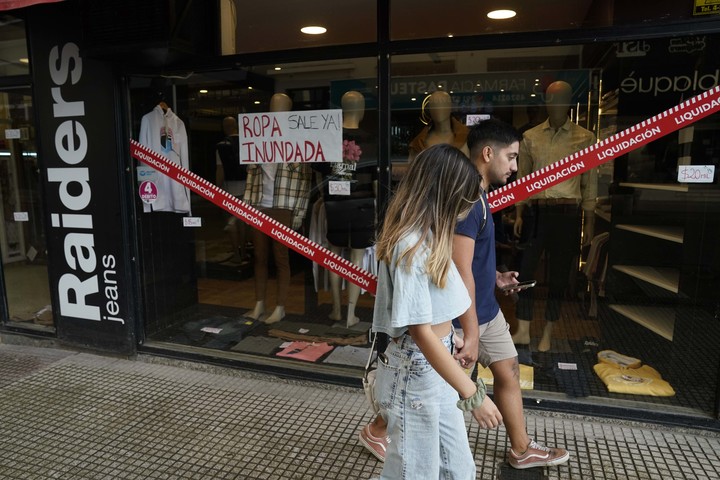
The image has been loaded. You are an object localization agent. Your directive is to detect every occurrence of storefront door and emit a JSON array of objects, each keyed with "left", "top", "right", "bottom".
[{"left": 0, "top": 86, "right": 53, "bottom": 330}]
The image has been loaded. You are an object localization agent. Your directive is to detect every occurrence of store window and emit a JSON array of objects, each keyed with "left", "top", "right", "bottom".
[
  {"left": 390, "top": 35, "right": 719, "bottom": 417},
  {"left": 0, "top": 16, "right": 51, "bottom": 330},
  {"left": 130, "top": 57, "right": 380, "bottom": 376}
]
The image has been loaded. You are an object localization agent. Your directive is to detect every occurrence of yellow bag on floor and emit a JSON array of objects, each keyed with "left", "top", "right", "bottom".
[
  {"left": 476, "top": 364, "right": 534, "bottom": 390},
  {"left": 593, "top": 363, "right": 675, "bottom": 396}
]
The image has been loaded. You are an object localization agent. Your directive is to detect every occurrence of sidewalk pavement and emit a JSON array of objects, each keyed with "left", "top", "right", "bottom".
[{"left": 1, "top": 342, "right": 719, "bottom": 480}]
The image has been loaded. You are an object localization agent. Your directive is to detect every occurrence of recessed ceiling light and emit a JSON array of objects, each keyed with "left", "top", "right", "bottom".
[
  {"left": 487, "top": 9, "right": 516, "bottom": 20},
  {"left": 199, "top": 89, "right": 208, "bottom": 94},
  {"left": 447, "top": 33, "right": 454, "bottom": 38},
  {"left": 19, "top": 58, "right": 28, "bottom": 64},
  {"left": 254, "top": 101, "right": 261, "bottom": 105},
  {"left": 274, "top": 67, "right": 282, "bottom": 71},
  {"left": 301, "top": 25, "right": 327, "bottom": 35},
  {"left": 248, "top": 86, "right": 253, "bottom": 90}
]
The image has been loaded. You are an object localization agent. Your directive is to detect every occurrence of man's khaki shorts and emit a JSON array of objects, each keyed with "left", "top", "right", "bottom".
[{"left": 456, "top": 309, "right": 517, "bottom": 368}]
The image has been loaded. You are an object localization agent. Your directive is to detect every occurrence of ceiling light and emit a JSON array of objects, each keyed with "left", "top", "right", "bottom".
[
  {"left": 447, "top": 33, "right": 454, "bottom": 38},
  {"left": 254, "top": 101, "right": 261, "bottom": 105},
  {"left": 487, "top": 9, "right": 516, "bottom": 20},
  {"left": 199, "top": 89, "right": 208, "bottom": 94},
  {"left": 274, "top": 67, "right": 282, "bottom": 71},
  {"left": 301, "top": 25, "right": 327, "bottom": 35},
  {"left": 19, "top": 58, "right": 28, "bottom": 64}
]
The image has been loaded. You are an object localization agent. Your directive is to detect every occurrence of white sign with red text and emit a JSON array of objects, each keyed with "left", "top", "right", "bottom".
[{"left": 238, "top": 109, "right": 342, "bottom": 164}]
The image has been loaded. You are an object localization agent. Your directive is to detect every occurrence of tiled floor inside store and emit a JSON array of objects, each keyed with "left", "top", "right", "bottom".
[{"left": 1, "top": 343, "right": 719, "bottom": 480}]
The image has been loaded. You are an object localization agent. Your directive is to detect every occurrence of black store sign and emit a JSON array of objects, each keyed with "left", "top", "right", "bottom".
[{"left": 29, "top": 4, "right": 134, "bottom": 353}]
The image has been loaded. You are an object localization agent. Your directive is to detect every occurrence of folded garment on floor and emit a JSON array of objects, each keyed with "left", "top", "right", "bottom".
[
  {"left": 597, "top": 350, "right": 642, "bottom": 369},
  {"left": 476, "top": 364, "right": 534, "bottom": 390},
  {"left": 231, "top": 336, "right": 287, "bottom": 355},
  {"left": 268, "top": 329, "right": 368, "bottom": 346},
  {"left": 593, "top": 363, "right": 675, "bottom": 396},
  {"left": 276, "top": 341, "right": 334, "bottom": 362},
  {"left": 553, "top": 360, "right": 592, "bottom": 398},
  {"left": 322, "top": 345, "right": 372, "bottom": 367}
]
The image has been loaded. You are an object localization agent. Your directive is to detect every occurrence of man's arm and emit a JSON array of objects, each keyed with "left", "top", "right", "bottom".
[{"left": 452, "top": 233, "right": 479, "bottom": 367}]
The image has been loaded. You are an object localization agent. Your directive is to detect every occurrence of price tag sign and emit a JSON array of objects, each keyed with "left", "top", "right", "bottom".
[
  {"left": 678, "top": 165, "right": 715, "bottom": 183},
  {"left": 138, "top": 180, "right": 158, "bottom": 204},
  {"left": 5, "top": 129, "right": 21, "bottom": 139},
  {"left": 328, "top": 180, "right": 351, "bottom": 196},
  {"left": 183, "top": 217, "right": 202, "bottom": 227}
]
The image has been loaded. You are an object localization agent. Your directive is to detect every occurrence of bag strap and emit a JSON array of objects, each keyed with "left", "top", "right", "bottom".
[
  {"left": 364, "top": 331, "right": 378, "bottom": 373},
  {"left": 476, "top": 189, "right": 488, "bottom": 239}
]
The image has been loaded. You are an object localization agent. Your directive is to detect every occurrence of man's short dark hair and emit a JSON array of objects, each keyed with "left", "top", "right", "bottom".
[{"left": 467, "top": 118, "right": 522, "bottom": 153}]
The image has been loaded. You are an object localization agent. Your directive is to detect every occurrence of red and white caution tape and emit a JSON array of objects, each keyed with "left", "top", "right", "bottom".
[
  {"left": 487, "top": 85, "right": 720, "bottom": 212},
  {"left": 129, "top": 140, "right": 378, "bottom": 294},
  {"left": 130, "top": 85, "right": 720, "bottom": 294}
]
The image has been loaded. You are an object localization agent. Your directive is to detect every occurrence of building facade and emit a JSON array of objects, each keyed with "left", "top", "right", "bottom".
[{"left": 1, "top": 0, "right": 719, "bottom": 427}]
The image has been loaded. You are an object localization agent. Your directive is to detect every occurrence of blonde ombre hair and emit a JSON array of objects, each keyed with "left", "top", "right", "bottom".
[{"left": 376, "top": 144, "right": 481, "bottom": 288}]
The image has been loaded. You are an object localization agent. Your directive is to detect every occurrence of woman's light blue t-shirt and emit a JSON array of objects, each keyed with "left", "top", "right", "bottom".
[{"left": 372, "top": 232, "right": 471, "bottom": 338}]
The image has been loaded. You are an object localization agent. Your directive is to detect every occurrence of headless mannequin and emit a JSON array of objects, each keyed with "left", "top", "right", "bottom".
[
  {"left": 407, "top": 91, "right": 470, "bottom": 161},
  {"left": 512, "top": 81, "right": 594, "bottom": 351},
  {"left": 216, "top": 116, "right": 248, "bottom": 263},
  {"left": 247, "top": 93, "right": 294, "bottom": 324},
  {"left": 328, "top": 91, "right": 368, "bottom": 327}
]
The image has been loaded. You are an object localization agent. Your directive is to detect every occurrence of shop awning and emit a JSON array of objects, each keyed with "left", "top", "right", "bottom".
[{"left": 0, "top": 0, "right": 63, "bottom": 11}]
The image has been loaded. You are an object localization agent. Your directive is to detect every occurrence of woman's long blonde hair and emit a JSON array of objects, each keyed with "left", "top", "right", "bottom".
[{"left": 376, "top": 144, "right": 481, "bottom": 288}]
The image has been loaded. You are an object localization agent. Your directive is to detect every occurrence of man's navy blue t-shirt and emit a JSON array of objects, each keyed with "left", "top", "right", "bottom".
[{"left": 454, "top": 192, "right": 499, "bottom": 325}]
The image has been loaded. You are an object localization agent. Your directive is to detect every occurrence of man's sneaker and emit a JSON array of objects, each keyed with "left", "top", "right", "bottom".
[
  {"left": 508, "top": 439, "right": 570, "bottom": 469},
  {"left": 358, "top": 424, "right": 389, "bottom": 462}
]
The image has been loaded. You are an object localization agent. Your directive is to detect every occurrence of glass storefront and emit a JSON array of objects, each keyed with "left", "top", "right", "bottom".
[
  {"left": 0, "top": 15, "right": 51, "bottom": 331},
  {"left": 130, "top": 59, "right": 381, "bottom": 377},
  {"left": 3, "top": 1, "right": 718, "bottom": 423},
  {"left": 129, "top": 16, "right": 720, "bottom": 419}
]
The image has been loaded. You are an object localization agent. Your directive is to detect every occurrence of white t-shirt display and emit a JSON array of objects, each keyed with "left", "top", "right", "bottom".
[
  {"left": 138, "top": 105, "right": 191, "bottom": 214},
  {"left": 259, "top": 164, "right": 279, "bottom": 209}
]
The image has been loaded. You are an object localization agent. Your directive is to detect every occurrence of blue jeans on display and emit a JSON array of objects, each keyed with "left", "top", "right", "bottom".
[{"left": 375, "top": 331, "right": 476, "bottom": 480}]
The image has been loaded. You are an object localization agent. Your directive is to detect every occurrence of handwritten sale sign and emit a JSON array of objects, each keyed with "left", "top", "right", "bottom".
[{"left": 238, "top": 109, "right": 342, "bottom": 164}]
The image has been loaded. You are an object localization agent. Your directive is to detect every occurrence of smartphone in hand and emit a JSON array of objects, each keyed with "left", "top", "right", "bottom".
[{"left": 501, "top": 280, "right": 536, "bottom": 292}]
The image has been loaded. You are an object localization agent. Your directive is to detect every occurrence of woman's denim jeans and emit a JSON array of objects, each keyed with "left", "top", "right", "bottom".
[{"left": 376, "top": 331, "right": 476, "bottom": 480}]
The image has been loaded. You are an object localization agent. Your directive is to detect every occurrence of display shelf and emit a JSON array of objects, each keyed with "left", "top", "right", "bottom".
[
  {"left": 618, "top": 182, "right": 689, "bottom": 192},
  {"left": 615, "top": 224, "right": 684, "bottom": 243},
  {"left": 608, "top": 304, "right": 675, "bottom": 341},
  {"left": 612, "top": 265, "right": 680, "bottom": 293}
]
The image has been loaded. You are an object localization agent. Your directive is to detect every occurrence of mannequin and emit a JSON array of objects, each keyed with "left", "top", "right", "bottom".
[
  {"left": 244, "top": 93, "right": 311, "bottom": 324},
  {"left": 512, "top": 81, "right": 597, "bottom": 351},
  {"left": 407, "top": 91, "right": 470, "bottom": 161},
  {"left": 215, "top": 116, "right": 247, "bottom": 263},
  {"left": 322, "top": 91, "right": 376, "bottom": 327}
]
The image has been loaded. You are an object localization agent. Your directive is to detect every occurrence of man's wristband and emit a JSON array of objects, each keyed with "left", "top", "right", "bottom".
[{"left": 456, "top": 378, "right": 486, "bottom": 412}]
